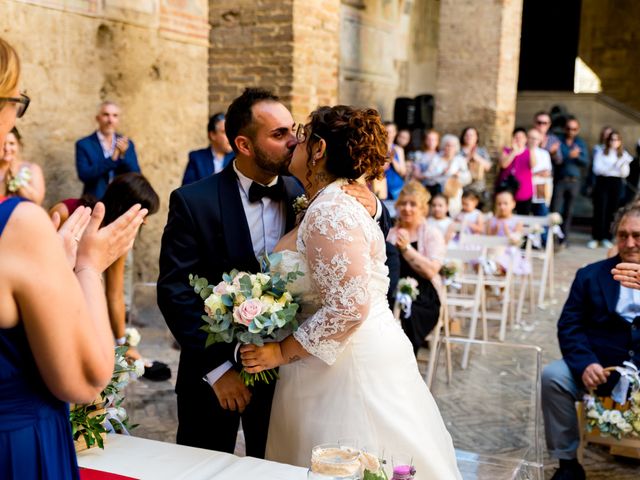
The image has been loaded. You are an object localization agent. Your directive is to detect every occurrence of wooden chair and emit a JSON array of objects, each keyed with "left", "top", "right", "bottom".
[
  {"left": 513, "top": 214, "right": 556, "bottom": 308},
  {"left": 441, "top": 246, "right": 487, "bottom": 369},
  {"left": 458, "top": 234, "right": 514, "bottom": 343}
]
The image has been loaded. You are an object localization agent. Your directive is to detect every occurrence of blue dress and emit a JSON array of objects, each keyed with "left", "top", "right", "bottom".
[{"left": 0, "top": 197, "right": 80, "bottom": 479}]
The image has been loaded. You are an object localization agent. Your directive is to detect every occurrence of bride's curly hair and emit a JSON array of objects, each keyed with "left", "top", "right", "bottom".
[{"left": 305, "top": 105, "right": 387, "bottom": 183}]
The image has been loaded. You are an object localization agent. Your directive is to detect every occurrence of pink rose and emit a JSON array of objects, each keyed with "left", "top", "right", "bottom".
[
  {"left": 233, "top": 298, "right": 262, "bottom": 326},
  {"left": 213, "top": 281, "right": 229, "bottom": 295}
]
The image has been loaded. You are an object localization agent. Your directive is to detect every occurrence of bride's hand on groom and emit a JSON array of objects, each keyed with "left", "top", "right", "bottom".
[
  {"left": 240, "top": 343, "right": 284, "bottom": 373},
  {"left": 212, "top": 370, "right": 251, "bottom": 413},
  {"left": 342, "top": 181, "right": 377, "bottom": 217}
]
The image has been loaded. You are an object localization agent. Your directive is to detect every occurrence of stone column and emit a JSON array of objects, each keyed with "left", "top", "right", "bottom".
[
  {"left": 434, "top": 0, "right": 523, "bottom": 153},
  {"left": 209, "top": 0, "right": 339, "bottom": 120}
]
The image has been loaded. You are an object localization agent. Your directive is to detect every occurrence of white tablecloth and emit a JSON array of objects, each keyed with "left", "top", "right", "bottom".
[{"left": 77, "top": 434, "right": 308, "bottom": 480}]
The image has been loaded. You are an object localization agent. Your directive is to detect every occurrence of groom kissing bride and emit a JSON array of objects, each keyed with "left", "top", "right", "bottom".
[{"left": 158, "top": 88, "right": 460, "bottom": 478}]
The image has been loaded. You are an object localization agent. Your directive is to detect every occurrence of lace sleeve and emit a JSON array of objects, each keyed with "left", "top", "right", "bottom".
[{"left": 294, "top": 193, "right": 374, "bottom": 365}]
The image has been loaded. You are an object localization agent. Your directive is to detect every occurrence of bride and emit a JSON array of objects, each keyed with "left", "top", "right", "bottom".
[{"left": 240, "top": 106, "right": 461, "bottom": 479}]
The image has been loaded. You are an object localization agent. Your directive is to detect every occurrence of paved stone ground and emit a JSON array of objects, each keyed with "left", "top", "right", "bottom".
[{"left": 124, "top": 233, "right": 640, "bottom": 479}]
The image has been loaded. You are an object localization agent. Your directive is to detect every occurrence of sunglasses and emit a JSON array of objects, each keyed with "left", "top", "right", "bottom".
[{"left": 0, "top": 93, "right": 30, "bottom": 118}]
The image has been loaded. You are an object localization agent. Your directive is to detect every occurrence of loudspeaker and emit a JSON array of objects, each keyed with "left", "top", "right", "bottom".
[
  {"left": 415, "top": 94, "right": 434, "bottom": 130},
  {"left": 393, "top": 97, "right": 416, "bottom": 129}
]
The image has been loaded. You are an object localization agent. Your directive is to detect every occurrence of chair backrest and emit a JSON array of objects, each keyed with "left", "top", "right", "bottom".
[
  {"left": 430, "top": 338, "right": 544, "bottom": 480},
  {"left": 444, "top": 246, "right": 487, "bottom": 263},
  {"left": 513, "top": 214, "right": 550, "bottom": 227},
  {"left": 459, "top": 233, "right": 511, "bottom": 249}
]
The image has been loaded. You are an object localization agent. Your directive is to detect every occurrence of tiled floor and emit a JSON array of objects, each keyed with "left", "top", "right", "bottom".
[{"left": 125, "top": 233, "right": 640, "bottom": 478}]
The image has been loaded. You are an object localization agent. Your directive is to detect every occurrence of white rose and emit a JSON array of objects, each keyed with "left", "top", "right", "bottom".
[
  {"left": 133, "top": 359, "right": 145, "bottom": 377},
  {"left": 204, "top": 293, "right": 226, "bottom": 315},
  {"left": 251, "top": 283, "right": 263, "bottom": 299},
  {"left": 256, "top": 273, "right": 270, "bottom": 285},
  {"left": 609, "top": 410, "right": 623, "bottom": 424},
  {"left": 125, "top": 328, "right": 141, "bottom": 347}
]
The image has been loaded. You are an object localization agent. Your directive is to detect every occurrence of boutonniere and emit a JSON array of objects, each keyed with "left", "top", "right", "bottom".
[{"left": 292, "top": 194, "right": 308, "bottom": 216}]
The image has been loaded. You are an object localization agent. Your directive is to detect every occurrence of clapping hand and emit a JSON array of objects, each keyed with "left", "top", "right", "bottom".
[
  {"left": 114, "top": 136, "right": 129, "bottom": 160},
  {"left": 612, "top": 262, "right": 640, "bottom": 290},
  {"left": 75, "top": 202, "right": 147, "bottom": 274},
  {"left": 240, "top": 343, "right": 284, "bottom": 373},
  {"left": 582, "top": 363, "right": 610, "bottom": 390},
  {"left": 395, "top": 228, "right": 410, "bottom": 252},
  {"left": 52, "top": 206, "right": 92, "bottom": 269},
  {"left": 569, "top": 145, "right": 581, "bottom": 159}
]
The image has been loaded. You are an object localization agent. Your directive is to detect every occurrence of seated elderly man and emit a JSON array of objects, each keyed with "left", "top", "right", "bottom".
[{"left": 542, "top": 203, "right": 640, "bottom": 480}]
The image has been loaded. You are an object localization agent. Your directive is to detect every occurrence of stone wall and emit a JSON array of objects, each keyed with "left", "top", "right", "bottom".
[
  {"left": 2, "top": 0, "right": 209, "bottom": 281},
  {"left": 578, "top": 0, "right": 640, "bottom": 112},
  {"left": 208, "top": 0, "right": 339, "bottom": 123},
  {"left": 435, "top": 0, "right": 523, "bottom": 154}
]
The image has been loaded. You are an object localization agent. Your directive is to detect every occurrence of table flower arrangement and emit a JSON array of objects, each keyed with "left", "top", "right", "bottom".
[
  {"left": 190, "top": 253, "right": 303, "bottom": 386},
  {"left": 70, "top": 330, "right": 144, "bottom": 450},
  {"left": 584, "top": 362, "right": 640, "bottom": 440}
]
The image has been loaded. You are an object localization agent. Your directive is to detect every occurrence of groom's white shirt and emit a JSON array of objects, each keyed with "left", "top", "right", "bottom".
[{"left": 204, "top": 161, "right": 286, "bottom": 387}]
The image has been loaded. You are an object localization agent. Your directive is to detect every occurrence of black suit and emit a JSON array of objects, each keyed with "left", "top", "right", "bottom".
[{"left": 157, "top": 165, "right": 302, "bottom": 457}]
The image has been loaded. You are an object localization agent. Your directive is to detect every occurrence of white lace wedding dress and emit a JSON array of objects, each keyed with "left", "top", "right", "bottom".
[{"left": 267, "top": 180, "right": 461, "bottom": 479}]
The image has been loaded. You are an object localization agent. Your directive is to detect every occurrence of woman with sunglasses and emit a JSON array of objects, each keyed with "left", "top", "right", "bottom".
[{"left": 0, "top": 37, "right": 147, "bottom": 478}]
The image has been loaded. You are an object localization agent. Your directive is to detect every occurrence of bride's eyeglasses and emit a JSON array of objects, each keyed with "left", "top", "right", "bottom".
[
  {"left": 0, "top": 93, "right": 30, "bottom": 118},
  {"left": 295, "top": 123, "right": 323, "bottom": 144}
]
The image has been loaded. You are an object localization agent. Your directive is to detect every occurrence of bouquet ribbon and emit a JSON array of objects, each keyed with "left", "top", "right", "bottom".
[
  {"left": 611, "top": 361, "right": 640, "bottom": 405},
  {"left": 550, "top": 224, "right": 565, "bottom": 239},
  {"left": 103, "top": 408, "right": 131, "bottom": 436},
  {"left": 443, "top": 277, "right": 462, "bottom": 290},
  {"left": 396, "top": 292, "right": 414, "bottom": 319},
  {"left": 527, "top": 232, "right": 543, "bottom": 250}
]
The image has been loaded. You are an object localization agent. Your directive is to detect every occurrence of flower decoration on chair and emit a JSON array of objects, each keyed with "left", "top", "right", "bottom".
[
  {"left": 395, "top": 277, "right": 419, "bottom": 319},
  {"left": 190, "top": 253, "right": 304, "bottom": 386},
  {"left": 69, "top": 342, "right": 143, "bottom": 450},
  {"left": 439, "top": 259, "right": 463, "bottom": 289},
  {"left": 583, "top": 362, "right": 640, "bottom": 439},
  {"left": 548, "top": 212, "right": 565, "bottom": 240}
]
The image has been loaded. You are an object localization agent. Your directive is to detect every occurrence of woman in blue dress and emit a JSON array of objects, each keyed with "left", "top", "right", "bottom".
[{"left": 0, "top": 37, "right": 148, "bottom": 479}]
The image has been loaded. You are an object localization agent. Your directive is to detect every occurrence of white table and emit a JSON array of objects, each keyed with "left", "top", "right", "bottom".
[{"left": 77, "top": 434, "right": 308, "bottom": 480}]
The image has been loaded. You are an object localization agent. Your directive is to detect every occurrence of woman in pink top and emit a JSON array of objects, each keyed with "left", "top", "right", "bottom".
[{"left": 497, "top": 127, "right": 535, "bottom": 214}]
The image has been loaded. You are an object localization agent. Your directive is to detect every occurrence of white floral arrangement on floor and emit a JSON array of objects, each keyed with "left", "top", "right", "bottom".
[
  {"left": 584, "top": 362, "right": 640, "bottom": 440},
  {"left": 69, "top": 329, "right": 144, "bottom": 450}
]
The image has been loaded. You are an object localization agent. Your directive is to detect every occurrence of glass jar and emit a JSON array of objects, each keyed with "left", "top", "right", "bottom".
[{"left": 308, "top": 443, "right": 362, "bottom": 480}]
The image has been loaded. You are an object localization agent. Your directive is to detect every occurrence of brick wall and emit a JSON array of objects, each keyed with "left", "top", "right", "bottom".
[
  {"left": 435, "top": 0, "right": 523, "bottom": 154},
  {"left": 208, "top": 0, "right": 339, "bottom": 122}
]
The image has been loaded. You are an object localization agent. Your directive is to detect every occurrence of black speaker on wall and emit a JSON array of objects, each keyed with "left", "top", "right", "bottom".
[
  {"left": 415, "top": 94, "right": 434, "bottom": 130},
  {"left": 393, "top": 94, "right": 434, "bottom": 130},
  {"left": 393, "top": 97, "right": 416, "bottom": 129}
]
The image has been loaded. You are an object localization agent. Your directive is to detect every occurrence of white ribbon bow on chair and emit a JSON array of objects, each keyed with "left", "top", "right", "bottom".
[{"left": 611, "top": 361, "right": 640, "bottom": 405}]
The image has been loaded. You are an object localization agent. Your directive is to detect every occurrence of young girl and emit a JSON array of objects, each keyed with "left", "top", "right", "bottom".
[
  {"left": 455, "top": 189, "right": 484, "bottom": 235},
  {"left": 427, "top": 193, "right": 455, "bottom": 242},
  {"left": 486, "top": 189, "right": 530, "bottom": 275}
]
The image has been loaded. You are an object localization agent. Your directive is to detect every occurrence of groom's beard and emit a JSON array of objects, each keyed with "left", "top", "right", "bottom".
[{"left": 254, "top": 144, "right": 293, "bottom": 177}]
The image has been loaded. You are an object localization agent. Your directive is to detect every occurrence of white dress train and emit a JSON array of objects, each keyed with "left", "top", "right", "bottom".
[{"left": 266, "top": 180, "right": 461, "bottom": 479}]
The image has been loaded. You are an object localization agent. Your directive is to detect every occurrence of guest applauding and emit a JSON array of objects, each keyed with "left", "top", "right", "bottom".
[
  {"left": 588, "top": 130, "right": 632, "bottom": 249},
  {"left": 1, "top": 127, "right": 45, "bottom": 204},
  {"left": 388, "top": 181, "right": 445, "bottom": 354},
  {"left": 498, "top": 127, "right": 535, "bottom": 215},
  {"left": 0, "top": 35, "right": 148, "bottom": 479},
  {"left": 460, "top": 126, "right": 491, "bottom": 199}
]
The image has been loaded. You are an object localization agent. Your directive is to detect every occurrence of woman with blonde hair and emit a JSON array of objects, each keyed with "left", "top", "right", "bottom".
[
  {"left": 0, "top": 37, "right": 147, "bottom": 478},
  {"left": 0, "top": 126, "right": 45, "bottom": 204},
  {"left": 388, "top": 180, "right": 446, "bottom": 354}
]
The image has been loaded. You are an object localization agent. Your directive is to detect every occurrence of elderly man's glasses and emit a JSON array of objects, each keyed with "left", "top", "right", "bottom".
[
  {"left": 535, "top": 119, "right": 550, "bottom": 125},
  {"left": 0, "top": 93, "right": 30, "bottom": 118},
  {"left": 295, "top": 123, "right": 323, "bottom": 144}
]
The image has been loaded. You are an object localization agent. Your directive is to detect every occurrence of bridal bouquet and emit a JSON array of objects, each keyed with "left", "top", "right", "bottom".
[
  {"left": 395, "top": 277, "right": 419, "bottom": 319},
  {"left": 189, "top": 253, "right": 303, "bottom": 386}
]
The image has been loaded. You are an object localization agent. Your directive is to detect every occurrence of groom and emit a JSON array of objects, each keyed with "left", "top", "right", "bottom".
[{"left": 158, "top": 88, "right": 388, "bottom": 457}]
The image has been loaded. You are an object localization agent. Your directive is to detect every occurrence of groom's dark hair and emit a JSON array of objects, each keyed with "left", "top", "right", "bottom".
[{"left": 225, "top": 87, "right": 279, "bottom": 154}]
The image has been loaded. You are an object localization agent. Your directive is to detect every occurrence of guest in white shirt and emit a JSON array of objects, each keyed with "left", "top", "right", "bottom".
[
  {"left": 528, "top": 128, "right": 553, "bottom": 217},
  {"left": 589, "top": 130, "right": 633, "bottom": 249},
  {"left": 423, "top": 134, "right": 471, "bottom": 197}
]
